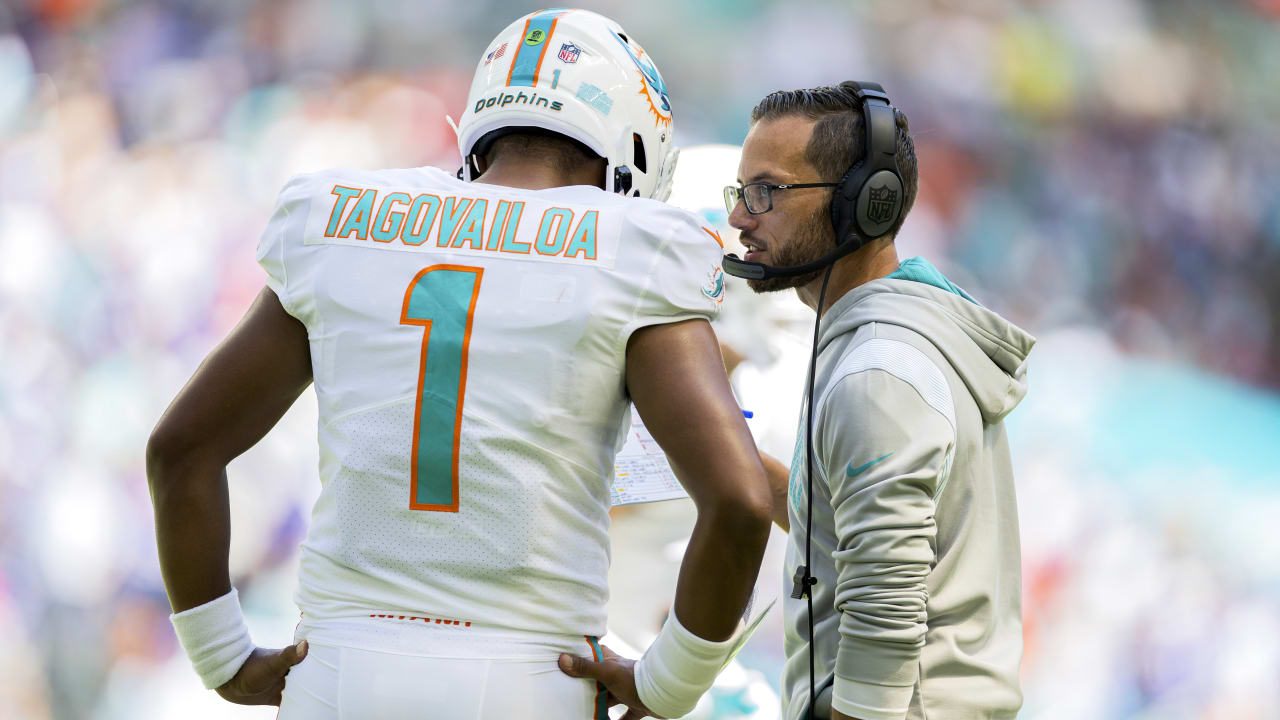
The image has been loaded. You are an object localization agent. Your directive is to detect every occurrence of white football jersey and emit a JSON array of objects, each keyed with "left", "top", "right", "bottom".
[{"left": 256, "top": 166, "right": 724, "bottom": 641}]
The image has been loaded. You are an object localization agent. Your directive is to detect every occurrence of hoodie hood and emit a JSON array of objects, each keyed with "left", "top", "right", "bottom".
[{"left": 818, "top": 267, "right": 1036, "bottom": 423}]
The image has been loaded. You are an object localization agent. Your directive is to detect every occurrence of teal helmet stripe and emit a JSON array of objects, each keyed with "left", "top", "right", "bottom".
[{"left": 506, "top": 9, "right": 570, "bottom": 87}]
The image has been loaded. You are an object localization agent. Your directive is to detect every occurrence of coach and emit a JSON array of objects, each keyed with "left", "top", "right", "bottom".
[{"left": 722, "top": 82, "right": 1035, "bottom": 720}]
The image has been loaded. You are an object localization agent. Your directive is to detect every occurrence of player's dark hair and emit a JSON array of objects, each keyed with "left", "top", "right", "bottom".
[
  {"left": 751, "top": 81, "right": 918, "bottom": 239},
  {"left": 485, "top": 130, "right": 602, "bottom": 176}
]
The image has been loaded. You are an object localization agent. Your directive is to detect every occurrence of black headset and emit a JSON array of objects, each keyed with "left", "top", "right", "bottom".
[{"left": 722, "top": 81, "right": 904, "bottom": 720}]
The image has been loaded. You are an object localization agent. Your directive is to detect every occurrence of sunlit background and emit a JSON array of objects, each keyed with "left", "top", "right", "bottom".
[{"left": 2, "top": 0, "right": 1279, "bottom": 718}]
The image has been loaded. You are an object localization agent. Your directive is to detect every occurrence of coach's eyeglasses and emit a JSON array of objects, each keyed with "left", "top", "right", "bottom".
[{"left": 723, "top": 182, "right": 838, "bottom": 215}]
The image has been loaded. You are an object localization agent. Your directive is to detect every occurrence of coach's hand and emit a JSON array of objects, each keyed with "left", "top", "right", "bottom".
[
  {"left": 215, "top": 640, "right": 309, "bottom": 706},
  {"left": 559, "top": 645, "right": 662, "bottom": 720}
]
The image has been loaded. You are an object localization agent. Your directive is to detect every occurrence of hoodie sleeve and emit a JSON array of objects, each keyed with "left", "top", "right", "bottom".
[{"left": 814, "top": 337, "right": 956, "bottom": 720}]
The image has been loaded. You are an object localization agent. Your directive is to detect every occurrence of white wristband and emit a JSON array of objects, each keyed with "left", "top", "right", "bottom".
[
  {"left": 169, "top": 588, "right": 254, "bottom": 689},
  {"left": 634, "top": 611, "right": 738, "bottom": 719}
]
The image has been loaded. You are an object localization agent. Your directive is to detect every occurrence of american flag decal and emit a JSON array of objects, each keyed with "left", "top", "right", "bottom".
[{"left": 485, "top": 42, "right": 508, "bottom": 65}]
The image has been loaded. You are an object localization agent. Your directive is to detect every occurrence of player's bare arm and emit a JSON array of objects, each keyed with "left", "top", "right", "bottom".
[
  {"left": 146, "top": 286, "right": 312, "bottom": 705},
  {"left": 759, "top": 451, "right": 791, "bottom": 531},
  {"left": 626, "top": 317, "right": 772, "bottom": 643},
  {"left": 561, "top": 317, "right": 772, "bottom": 717}
]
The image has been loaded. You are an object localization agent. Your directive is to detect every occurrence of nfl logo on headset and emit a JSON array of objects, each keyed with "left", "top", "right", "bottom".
[
  {"left": 558, "top": 42, "right": 581, "bottom": 63},
  {"left": 866, "top": 185, "right": 898, "bottom": 224}
]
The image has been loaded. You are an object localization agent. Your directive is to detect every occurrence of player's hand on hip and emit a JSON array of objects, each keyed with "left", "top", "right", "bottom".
[
  {"left": 559, "top": 645, "right": 662, "bottom": 719},
  {"left": 215, "top": 640, "right": 309, "bottom": 706}
]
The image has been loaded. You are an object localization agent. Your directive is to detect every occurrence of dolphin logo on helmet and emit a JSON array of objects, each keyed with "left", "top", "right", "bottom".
[{"left": 609, "top": 29, "right": 671, "bottom": 120}]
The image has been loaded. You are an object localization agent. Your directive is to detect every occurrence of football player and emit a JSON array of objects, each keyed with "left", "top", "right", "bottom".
[{"left": 146, "top": 9, "right": 771, "bottom": 719}]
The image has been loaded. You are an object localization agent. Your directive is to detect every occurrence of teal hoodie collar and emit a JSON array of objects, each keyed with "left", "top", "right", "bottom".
[{"left": 887, "top": 256, "right": 978, "bottom": 305}]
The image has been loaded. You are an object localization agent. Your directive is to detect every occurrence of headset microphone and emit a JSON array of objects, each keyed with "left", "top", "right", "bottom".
[
  {"left": 724, "top": 81, "right": 904, "bottom": 720},
  {"left": 721, "top": 236, "right": 864, "bottom": 281}
]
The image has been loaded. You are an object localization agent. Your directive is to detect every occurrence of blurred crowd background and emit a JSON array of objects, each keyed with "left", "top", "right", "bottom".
[{"left": 2, "top": 0, "right": 1278, "bottom": 718}]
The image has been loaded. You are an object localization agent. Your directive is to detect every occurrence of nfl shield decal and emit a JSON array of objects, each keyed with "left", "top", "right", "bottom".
[
  {"left": 557, "top": 42, "right": 581, "bottom": 63},
  {"left": 866, "top": 185, "right": 898, "bottom": 224}
]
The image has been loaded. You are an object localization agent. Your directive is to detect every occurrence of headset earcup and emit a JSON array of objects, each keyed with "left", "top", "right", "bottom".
[
  {"left": 830, "top": 163, "right": 864, "bottom": 246},
  {"left": 854, "top": 169, "right": 905, "bottom": 240}
]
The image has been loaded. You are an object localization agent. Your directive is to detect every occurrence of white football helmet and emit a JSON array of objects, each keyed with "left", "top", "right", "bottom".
[{"left": 455, "top": 8, "right": 678, "bottom": 200}]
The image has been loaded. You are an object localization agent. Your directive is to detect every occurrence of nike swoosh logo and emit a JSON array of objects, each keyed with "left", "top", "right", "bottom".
[{"left": 846, "top": 452, "right": 893, "bottom": 478}]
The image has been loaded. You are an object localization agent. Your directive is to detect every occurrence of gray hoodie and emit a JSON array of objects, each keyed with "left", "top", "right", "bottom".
[{"left": 781, "top": 258, "right": 1034, "bottom": 720}]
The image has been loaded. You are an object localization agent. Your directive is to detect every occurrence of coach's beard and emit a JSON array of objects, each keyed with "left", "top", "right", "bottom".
[{"left": 745, "top": 205, "right": 834, "bottom": 293}]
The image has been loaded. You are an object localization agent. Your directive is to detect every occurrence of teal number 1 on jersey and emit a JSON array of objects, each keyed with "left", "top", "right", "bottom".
[{"left": 399, "top": 265, "right": 484, "bottom": 512}]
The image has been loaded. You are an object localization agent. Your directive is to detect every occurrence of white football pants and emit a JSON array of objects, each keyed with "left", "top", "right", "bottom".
[{"left": 277, "top": 638, "right": 608, "bottom": 719}]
